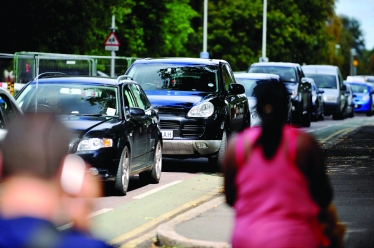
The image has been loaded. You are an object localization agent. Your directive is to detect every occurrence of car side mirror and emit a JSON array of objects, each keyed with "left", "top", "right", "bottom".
[
  {"left": 353, "top": 94, "right": 357, "bottom": 97},
  {"left": 229, "top": 83, "right": 245, "bottom": 94},
  {"left": 130, "top": 107, "right": 145, "bottom": 116},
  {"left": 319, "top": 90, "right": 324, "bottom": 94},
  {"left": 341, "top": 85, "right": 347, "bottom": 91}
]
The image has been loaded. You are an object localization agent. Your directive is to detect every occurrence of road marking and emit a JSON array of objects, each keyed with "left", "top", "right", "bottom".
[
  {"left": 133, "top": 180, "right": 182, "bottom": 199},
  {"left": 58, "top": 208, "right": 113, "bottom": 231},
  {"left": 88, "top": 208, "right": 113, "bottom": 218},
  {"left": 109, "top": 188, "right": 220, "bottom": 245},
  {"left": 318, "top": 127, "right": 355, "bottom": 144}
]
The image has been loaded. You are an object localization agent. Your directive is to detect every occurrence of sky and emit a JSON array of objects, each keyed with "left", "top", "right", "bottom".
[{"left": 335, "top": 0, "right": 374, "bottom": 50}]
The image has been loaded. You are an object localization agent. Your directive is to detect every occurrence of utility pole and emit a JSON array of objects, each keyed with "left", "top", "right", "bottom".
[
  {"left": 104, "top": 15, "right": 120, "bottom": 77},
  {"left": 200, "top": 0, "right": 209, "bottom": 59},
  {"left": 260, "top": 0, "right": 268, "bottom": 62}
]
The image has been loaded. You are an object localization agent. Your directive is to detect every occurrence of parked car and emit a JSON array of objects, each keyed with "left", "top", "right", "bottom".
[
  {"left": 344, "top": 82, "right": 355, "bottom": 118},
  {"left": 14, "top": 73, "right": 163, "bottom": 195},
  {"left": 247, "top": 62, "right": 312, "bottom": 127},
  {"left": 345, "top": 81, "right": 374, "bottom": 116},
  {"left": 302, "top": 65, "right": 347, "bottom": 120},
  {"left": 303, "top": 77, "right": 324, "bottom": 121},
  {"left": 234, "top": 72, "right": 292, "bottom": 127},
  {"left": 0, "top": 88, "right": 23, "bottom": 141},
  {"left": 125, "top": 58, "right": 250, "bottom": 167}
]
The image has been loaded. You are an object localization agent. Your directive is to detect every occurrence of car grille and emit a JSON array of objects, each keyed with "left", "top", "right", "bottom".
[{"left": 160, "top": 120, "right": 205, "bottom": 137}]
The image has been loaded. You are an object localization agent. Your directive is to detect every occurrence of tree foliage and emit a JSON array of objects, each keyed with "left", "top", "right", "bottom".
[{"left": 1, "top": 0, "right": 372, "bottom": 76}]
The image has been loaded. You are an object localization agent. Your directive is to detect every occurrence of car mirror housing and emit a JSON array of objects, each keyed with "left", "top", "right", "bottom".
[
  {"left": 341, "top": 85, "right": 347, "bottom": 91},
  {"left": 229, "top": 83, "right": 245, "bottom": 94},
  {"left": 130, "top": 107, "right": 146, "bottom": 116}
]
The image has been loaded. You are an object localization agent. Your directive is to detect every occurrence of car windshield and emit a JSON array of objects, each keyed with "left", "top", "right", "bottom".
[
  {"left": 350, "top": 84, "right": 370, "bottom": 94},
  {"left": 127, "top": 63, "right": 218, "bottom": 92},
  {"left": 304, "top": 74, "right": 337, "bottom": 89},
  {"left": 16, "top": 82, "right": 119, "bottom": 116},
  {"left": 248, "top": 66, "right": 296, "bottom": 83},
  {"left": 234, "top": 78, "right": 258, "bottom": 97}
]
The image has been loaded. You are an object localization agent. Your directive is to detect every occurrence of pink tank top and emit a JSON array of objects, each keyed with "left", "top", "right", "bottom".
[{"left": 232, "top": 126, "right": 328, "bottom": 248}]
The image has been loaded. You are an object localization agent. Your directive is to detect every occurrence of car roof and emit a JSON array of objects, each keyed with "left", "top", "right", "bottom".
[
  {"left": 249, "top": 62, "right": 301, "bottom": 68},
  {"left": 29, "top": 76, "right": 125, "bottom": 86},
  {"left": 131, "top": 57, "right": 227, "bottom": 65},
  {"left": 302, "top": 65, "right": 339, "bottom": 75},
  {"left": 234, "top": 72, "right": 280, "bottom": 80}
]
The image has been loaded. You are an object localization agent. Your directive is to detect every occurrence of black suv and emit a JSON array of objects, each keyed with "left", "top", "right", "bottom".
[
  {"left": 126, "top": 58, "right": 250, "bottom": 167},
  {"left": 15, "top": 73, "right": 163, "bottom": 195},
  {"left": 247, "top": 62, "right": 312, "bottom": 127}
]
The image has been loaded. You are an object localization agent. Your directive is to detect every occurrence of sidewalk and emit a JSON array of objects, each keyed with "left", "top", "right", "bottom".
[{"left": 156, "top": 125, "right": 374, "bottom": 248}]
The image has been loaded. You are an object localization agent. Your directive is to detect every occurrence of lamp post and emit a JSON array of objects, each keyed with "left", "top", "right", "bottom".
[
  {"left": 260, "top": 0, "right": 268, "bottom": 62},
  {"left": 200, "top": 0, "right": 209, "bottom": 59},
  {"left": 350, "top": 48, "right": 356, "bottom": 76},
  {"left": 335, "top": 44, "right": 341, "bottom": 56}
]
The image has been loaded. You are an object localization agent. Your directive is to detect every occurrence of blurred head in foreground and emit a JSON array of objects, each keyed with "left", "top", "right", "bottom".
[{"left": 1, "top": 112, "right": 70, "bottom": 180}]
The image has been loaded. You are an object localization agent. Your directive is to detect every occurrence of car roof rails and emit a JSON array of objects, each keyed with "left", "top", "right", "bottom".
[
  {"left": 34, "top": 72, "right": 67, "bottom": 80},
  {"left": 116, "top": 75, "right": 133, "bottom": 84}
]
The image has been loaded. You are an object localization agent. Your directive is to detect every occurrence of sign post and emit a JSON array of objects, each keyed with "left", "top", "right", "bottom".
[{"left": 104, "top": 15, "right": 120, "bottom": 77}]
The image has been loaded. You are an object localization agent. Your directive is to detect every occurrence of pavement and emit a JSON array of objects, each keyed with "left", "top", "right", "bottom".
[{"left": 155, "top": 124, "right": 374, "bottom": 248}]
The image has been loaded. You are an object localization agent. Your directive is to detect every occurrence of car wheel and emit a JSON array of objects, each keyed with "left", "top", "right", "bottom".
[
  {"left": 208, "top": 131, "right": 227, "bottom": 171},
  {"left": 115, "top": 146, "right": 130, "bottom": 195},
  {"left": 139, "top": 140, "right": 162, "bottom": 184}
]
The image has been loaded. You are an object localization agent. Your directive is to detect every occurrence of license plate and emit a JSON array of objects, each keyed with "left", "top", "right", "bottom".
[{"left": 162, "top": 130, "right": 173, "bottom": 139}]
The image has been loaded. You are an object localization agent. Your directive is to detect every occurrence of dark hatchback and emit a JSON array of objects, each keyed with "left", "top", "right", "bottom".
[
  {"left": 125, "top": 58, "right": 250, "bottom": 167},
  {"left": 15, "top": 73, "right": 163, "bottom": 195}
]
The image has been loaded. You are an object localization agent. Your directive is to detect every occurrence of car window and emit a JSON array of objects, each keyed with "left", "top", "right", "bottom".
[
  {"left": 129, "top": 84, "right": 151, "bottom": 110},
  {"left": 127, "top": 63, "right": 218, "bottom": 92},
  {"left": 350, "top": 84, "right": 369, "bottom": 93},
  {"left": 304, "top": 74, "right": 337, "bottom": 89},
  {"left": 222, "top": 65, "right": 232, "bottom": 90},
  {"left": 234, "top": 78, "right": 258, "bottom": 97},
  {"left": 16, "top": 82, "right": 119, "bottom": 116},
  {"left": 123, "top": 85, "right": 136, "bottom": 114},
  {"left": 248, "top": 66, "right": 296, "bottom": 82}
]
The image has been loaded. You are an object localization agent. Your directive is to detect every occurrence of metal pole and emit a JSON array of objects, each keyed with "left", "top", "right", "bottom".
[
  {"left": 111, "top": 15, "right": 116, "bottom": 78},
  {"left": 203, "top": 0, "right": 208, "bottom": 54},
  {"left": 262, "top": 0, "right": 267, "bottom": 59}
]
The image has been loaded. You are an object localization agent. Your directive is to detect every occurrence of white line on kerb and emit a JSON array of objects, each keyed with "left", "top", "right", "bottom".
[{"left": 133, "top": 180, "right": 183, "bottom": 199}]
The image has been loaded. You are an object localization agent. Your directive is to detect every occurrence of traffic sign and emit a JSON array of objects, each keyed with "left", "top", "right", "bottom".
[{"left": 104, "top": 32, "right": 120, "bottom": 51}]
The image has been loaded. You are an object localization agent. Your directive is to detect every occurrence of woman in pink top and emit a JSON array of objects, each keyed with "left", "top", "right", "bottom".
[{"left": 222, "top": 80, "right": 333, "bottom": 248}]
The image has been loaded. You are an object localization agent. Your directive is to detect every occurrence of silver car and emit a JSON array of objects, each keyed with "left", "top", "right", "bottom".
[{"left": 234, "top": 73, "right": 292, "bottom": 127}]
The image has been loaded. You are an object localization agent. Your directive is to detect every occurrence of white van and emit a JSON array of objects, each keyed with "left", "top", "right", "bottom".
[{"left": 301, "top": 65, "right": 347, "bottom": 120}]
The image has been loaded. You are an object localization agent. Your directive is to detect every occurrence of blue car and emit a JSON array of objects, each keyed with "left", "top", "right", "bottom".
[{"left": 347, "top": 82, "right": 374, "bottom": 116}]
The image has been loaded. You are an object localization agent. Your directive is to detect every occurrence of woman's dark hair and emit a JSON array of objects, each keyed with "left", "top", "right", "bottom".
[{"left": 253, "top": 79, "right": 289, "bottom": 159}]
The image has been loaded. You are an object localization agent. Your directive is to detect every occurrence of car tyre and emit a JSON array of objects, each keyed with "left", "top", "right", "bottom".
[
  {"left": 115, "top": 146, "right": 130, "bottom": 195},
  {"left": 208, "top": 131, "right": 227, "bottom": 171},
  {"left": 139, "top": 140, "right": 162, "bottom": 184}
]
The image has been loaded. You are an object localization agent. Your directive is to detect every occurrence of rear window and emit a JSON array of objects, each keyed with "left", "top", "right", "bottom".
[
  {"left": 304, "top": 74, "right": 337, "bottom": 89},
  {"left": 127, "top": 63, "right": 218, "bottom": 92},
  {"left": 248, "top": 66, "right": 296, "bottom": 83}
]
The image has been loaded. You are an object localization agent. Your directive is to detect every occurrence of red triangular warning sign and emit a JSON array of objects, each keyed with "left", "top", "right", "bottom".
[{"left": 104, "top": 32, "right": 120, "bottom": 46}]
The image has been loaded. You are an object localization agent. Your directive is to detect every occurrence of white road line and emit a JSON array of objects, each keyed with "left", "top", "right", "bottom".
[
  {"left": 58, "top": 208, "right": 113, "bottom": 230},
  {"left": 133, "top": 180, "right": 183, "bottom": 199},
  {"left": 88, "top": 208, "right": 113, "bottom": 218}
]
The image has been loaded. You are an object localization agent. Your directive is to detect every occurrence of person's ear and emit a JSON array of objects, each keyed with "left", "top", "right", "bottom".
[{"left": 60, "top": 154, "right": 86, "bottom": 195}]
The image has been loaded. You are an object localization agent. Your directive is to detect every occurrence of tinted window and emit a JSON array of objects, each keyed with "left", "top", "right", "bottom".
[
  {"left": 127, "top": 63, "right": 218, "bottom": 92},
  {"left": 304, "top": 74, "right": 337, "bottom": 89},
  {"left": 235, "top": 78, "right": 258, "bottom": 97},
  {"left": 16, "top": 82, "right": 119, "bottom": 115},
  {"left": 248, "top": 66, "right": 297, "bottom": 82},
  {"left": 129, "top": 84, "right": 151, "bottom": 110}
]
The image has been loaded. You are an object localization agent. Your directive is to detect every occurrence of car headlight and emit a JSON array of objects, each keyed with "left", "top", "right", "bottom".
[
  {"left": 77, "top": 138, "right": 113, "bottom": 151},
  {"left": 187, "top": 102, "right": 214, "bottom": 117},
  {"left": 362, "top": 95, "right": 370, "bottom": 102},
  {"left": 323, "top": 96, "right": 338, "bottom": 102}
]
